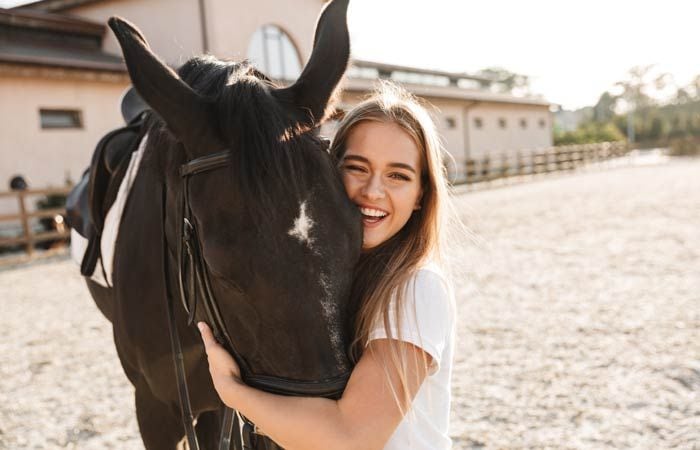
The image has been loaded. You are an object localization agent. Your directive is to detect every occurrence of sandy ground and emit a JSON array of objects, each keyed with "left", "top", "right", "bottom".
[{"left": 1, "top": 158, "right": 698, "bottom": 449}]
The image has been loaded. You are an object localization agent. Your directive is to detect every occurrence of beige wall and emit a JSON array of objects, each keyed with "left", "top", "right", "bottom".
[
  {"left": 71, "top": 0, "right": 207, "bottom": 66},
  {"left": 466, "top": 103, "right": 552, "bottom": 159},
  {"left": 427, "top": 98, "right": 469, "bottom": 180},
  {"left": 0, "top": 70, "right": 128, "bottom": 192},
  {"left": 205, "top": 0, "right": 319, "bottom": 65},
  {"left": 70, "top": 0, "right": 322, "bottom": 68}
]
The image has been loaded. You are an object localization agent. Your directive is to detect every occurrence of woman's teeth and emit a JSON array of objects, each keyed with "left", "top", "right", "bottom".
[
  {"left": 359, "top": 206, "right": 388, "bottom": 224},
  {"left": 359, "top": 207, "right": 387, "bottom": 218}
]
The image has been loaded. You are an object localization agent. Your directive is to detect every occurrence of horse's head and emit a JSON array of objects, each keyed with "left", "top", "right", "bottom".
[{"left": 109, "top": 0, "right": 362, "bottom": 396}]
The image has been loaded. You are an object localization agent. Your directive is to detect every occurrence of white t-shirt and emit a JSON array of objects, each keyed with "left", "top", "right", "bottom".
[{"left": 367, "top": 262, "right": 456, "bottom": 450}]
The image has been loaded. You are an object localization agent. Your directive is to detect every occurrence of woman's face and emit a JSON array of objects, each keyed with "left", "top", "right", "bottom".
[{"left": 340, "top": 121, "right": 423, "bottom": 250}]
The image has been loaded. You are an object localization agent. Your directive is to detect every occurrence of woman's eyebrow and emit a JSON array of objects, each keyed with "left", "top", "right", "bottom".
[{"left": 343, "top": 154, "right": 417, "bottom": 174}]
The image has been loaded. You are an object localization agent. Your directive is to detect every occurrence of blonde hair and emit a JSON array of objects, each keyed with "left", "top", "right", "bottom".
[{"left": 330, "top": 81, "right": 454, "bottom": 414}]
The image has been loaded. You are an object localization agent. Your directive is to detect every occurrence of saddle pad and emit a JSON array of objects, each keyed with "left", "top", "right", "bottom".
[{"left": 71, "top": 133, "right": 149, "bottom": 287}]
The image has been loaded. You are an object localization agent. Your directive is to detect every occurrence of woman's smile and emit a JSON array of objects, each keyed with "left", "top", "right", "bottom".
[
  {"left": 340, "top": 120, "right": 423, "bottom": 250},
  {"left": 358, "top": 205, "right": 389, "bottom": 227}
]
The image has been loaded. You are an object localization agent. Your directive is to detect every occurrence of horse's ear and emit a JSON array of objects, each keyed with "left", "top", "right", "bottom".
[
  {"left": 272, "top": 0, "right": 350, "bottom": 128},
  {"left": 108, "top": 17, "right": 212, "bottom": 156}
]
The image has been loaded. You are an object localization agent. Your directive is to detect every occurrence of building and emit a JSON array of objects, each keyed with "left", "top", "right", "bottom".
[
  {"left": 338, "top": 59, "right": 551, "bottom": 179},
  {"left": 0, "top": 0, "right": 552, "bottom": 196}
]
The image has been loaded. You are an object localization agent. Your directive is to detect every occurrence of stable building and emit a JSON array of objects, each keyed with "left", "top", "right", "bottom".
[{"left": 0, "top": 0, "right": 552, "bottom": 194}]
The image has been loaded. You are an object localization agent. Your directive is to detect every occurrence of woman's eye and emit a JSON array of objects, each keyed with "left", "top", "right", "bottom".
[
  {"left": 390, "top": 173, "right": 411, "bottom": 181},
  {"left": 344, "top": 165, "right": 366, "bottom": 173}
]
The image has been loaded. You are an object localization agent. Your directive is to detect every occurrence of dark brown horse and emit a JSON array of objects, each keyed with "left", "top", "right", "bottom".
[{"left": 83, "top": 1, "right": 362, "bottom": 448}]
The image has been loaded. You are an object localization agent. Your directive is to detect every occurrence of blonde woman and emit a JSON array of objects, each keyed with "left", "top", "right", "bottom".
[{"left": 200, "top": 82, "right": 457, "bottom": 450}]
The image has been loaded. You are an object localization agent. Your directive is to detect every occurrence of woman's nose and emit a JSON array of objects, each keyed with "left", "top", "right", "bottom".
[{"left": 361, "top": 174, "right": 385, "bottom": 200}]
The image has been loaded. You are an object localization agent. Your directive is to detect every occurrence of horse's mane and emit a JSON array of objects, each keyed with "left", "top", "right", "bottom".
[{"left": 143, "top": 54, "right": 334, "bottom": 229}]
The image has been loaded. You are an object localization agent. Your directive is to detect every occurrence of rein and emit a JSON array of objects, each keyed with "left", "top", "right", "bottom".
[{"left": 163, "top": 149, "right": 243, "bottom": 450}]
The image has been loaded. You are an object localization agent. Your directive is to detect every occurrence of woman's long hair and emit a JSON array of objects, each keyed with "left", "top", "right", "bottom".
[{"left": 330, "top": 81, "right": 454, "bottom": 414}]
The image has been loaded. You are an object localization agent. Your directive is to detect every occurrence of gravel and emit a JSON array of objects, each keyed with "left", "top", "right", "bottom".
[{"left": 1, "top": 158, "right": 698, "bottom": 449}]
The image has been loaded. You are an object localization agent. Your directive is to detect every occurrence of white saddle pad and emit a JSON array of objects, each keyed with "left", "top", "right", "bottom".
[{"left": 70, "top": 134, "right": 149, "bottom": 287}]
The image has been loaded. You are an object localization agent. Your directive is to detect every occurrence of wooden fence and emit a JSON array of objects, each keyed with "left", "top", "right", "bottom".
[
  {"left": 458, "top": 141, "right": 628, "bottom": 185},
  {"left": 0, "top": 141, "right": 629, "bottom": 266},
  {"left": 0, "top": 187, "right": 72, "bottom": 266}
]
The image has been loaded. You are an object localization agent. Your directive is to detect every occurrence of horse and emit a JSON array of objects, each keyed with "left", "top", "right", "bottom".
[{"left": 81, "top": 1, "right": 362, "bottom": 448}]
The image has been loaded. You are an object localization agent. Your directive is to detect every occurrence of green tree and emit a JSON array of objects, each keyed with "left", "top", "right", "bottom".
[
  {"left": 554, "top": 122, "right": 625, "bottom": 145},
  {"left": 675, "top": 88, "right": 692, "bottom": 104},
  {"left": 475, "top": 67, "right": 531, "bottom": 95},
  {"left": 593, "top": 91, "right": 617, "bottom": 122},
  {"left": 614, "top": 65, "right": 669, "bottom": 110}
]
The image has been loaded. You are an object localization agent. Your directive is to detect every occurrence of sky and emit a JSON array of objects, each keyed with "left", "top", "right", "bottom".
[{"left": 2, "top": 0, "right": 697, "bottom": 110}]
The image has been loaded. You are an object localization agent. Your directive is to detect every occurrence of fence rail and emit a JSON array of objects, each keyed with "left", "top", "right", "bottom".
[
  {"left": 459, "top": 141, "right": 629, "bottom": 185},
  {"left": 0, "top": 187, "right": 72, "bottom": 266}
]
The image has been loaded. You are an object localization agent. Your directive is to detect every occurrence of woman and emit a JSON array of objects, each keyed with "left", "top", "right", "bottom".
[{"left": 199, "top": 82, "right": 457, "bottom": 450}]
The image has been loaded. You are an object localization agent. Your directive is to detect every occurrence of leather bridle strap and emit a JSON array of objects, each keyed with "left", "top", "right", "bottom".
[
  {"left": 162, "top": 182, "right": 201, "bottom": 450},
  {"left": 162, "top": 149, "right": 244, "bottom": 450},
  {"left": 177, "top": 151, "right": 250, "bottom": 371}
]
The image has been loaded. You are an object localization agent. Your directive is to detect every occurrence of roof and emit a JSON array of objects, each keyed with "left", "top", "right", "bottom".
[
  {"left": 0, "top": 7, "right": 125, "bottom": 72},
  {"left": 353, "top": 59, "right": 493, "bottom": 85},
  {"left": 344, "top": 77, "right": 550, "bottom": 107},
  {"left": 11, "top": 0, "right": 106, "bottom": 12},
  {"left": 349, "top": 59, "right": 550, "bottom": 106},
  {"left": 0, "top": 7, "right": 103, "bottom": 34},
  {"left": 0, "top": 39, "right": 125, "bottom": 72}
]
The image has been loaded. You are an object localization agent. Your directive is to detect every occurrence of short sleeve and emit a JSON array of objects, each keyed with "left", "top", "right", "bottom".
[{"left": 367, "top": 267, "right": 453, "bottom": 376}]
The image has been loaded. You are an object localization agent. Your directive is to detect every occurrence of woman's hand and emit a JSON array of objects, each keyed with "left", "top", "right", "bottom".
[{"left": 198, "top": 322, "right": 244, "bottom": 407}]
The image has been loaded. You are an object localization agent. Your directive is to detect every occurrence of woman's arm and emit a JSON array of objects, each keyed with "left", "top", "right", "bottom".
[{"left": 199, "top": 323, "right": 430, "bottom": 450}]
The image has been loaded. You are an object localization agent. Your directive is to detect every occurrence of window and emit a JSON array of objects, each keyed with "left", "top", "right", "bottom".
[
  {"left": 247, "top": 24, "right": 302, "bottom": 81},
  {"left": 539, "top": 118, "right": 547, "bottom": 128},
  {"left": 391, "top": 71, "right": 450, "bottom": 87},
  {"left": 347, "top": 66, "right": 379, "bottom": 80},
  {"left": 457, "top": 79, "right": 481, "bottom": 90},
  {"left": 520, "top": 118, "right": 527, "bottom": 129},
  {"left": 498, "top": 118, "right": 507, "bottom": 129},
  {"left": 473, "top": 117, "right": 483, "bottom": 129},
  {"left": 445, "top": 117, "right": 456, "bottom": 129},
  {"left": 40, "top": 109, "right": 82, "bottom": 129}
]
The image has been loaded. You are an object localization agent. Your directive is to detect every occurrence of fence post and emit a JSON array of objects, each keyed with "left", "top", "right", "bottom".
[
  {"left": 545, "top": 148, "right": 553, "bottom": 174},
  {"left": 18, "top": 191, "right": 33, "bottom": 257},
  {"left": 555, "top": 147, "right": 564, "bottom": 171},
  {"left": 501, "top": 153, "right": 509, "bottom": 179},
  {"left": 577, "top": 145, "right": 583, "bottom": 169},
  {"left": 481, "top": 156, "right": 490, "bottom": 183},
  {"left": 465, "top": 159, "right": 474, "bottom": 185}
]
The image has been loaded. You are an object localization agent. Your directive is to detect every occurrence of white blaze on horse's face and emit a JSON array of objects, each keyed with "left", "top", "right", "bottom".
[{"left": 288, "top": 200, "right": 314, "bottom": 249}]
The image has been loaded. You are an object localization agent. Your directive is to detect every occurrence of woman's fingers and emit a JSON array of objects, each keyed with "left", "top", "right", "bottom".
[
  {"left": 198, "top": 321, "right": 217, "bottom": 349},
  {"left": 197, "top": 321, "right": 242, "bottom": 379},
  {"left": 198, "top": 322, "right": 229, "bottom": 362},
  {"left": 197, "top": 322, "right": 243, "bottom": 408}
]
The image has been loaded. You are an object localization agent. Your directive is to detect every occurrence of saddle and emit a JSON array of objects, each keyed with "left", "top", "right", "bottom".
[{"left": 65, "top": 86, "right": 150, "bottom": 278}]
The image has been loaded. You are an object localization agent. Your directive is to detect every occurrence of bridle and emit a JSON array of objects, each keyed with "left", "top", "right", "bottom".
[{"left": 162, "top": 138, "right": 349, "bottom": 449}]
